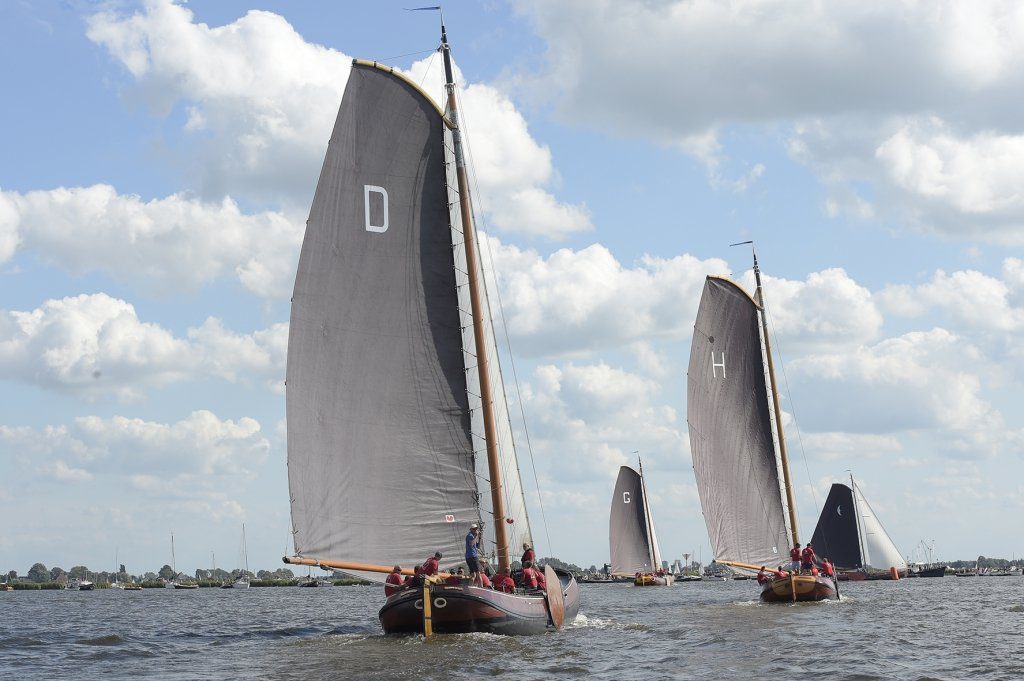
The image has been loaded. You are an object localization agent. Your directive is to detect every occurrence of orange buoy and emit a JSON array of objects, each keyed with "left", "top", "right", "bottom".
[{"left": 889, "top": 566, "right": 900, "bottom": 580}]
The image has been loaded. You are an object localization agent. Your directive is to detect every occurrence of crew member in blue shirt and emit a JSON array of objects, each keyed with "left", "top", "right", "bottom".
[{"left": 465, "top": 523, "right": 482, "bottom": 586}]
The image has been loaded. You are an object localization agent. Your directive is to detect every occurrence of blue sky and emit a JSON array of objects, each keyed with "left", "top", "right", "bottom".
[{"left": 2, "top": 0, "right": 1023, "bottom": 576}]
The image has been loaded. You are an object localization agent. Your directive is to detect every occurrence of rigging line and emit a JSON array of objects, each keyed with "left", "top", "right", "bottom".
[
  {"left": 762, "top": 298, "right": 821, "bottom": 520},
  {"left": 451, "top": 77, "right": 552, "bottom": 557},
  {"left": 373, "top": 46, "right": 440, "bottom": 63}
]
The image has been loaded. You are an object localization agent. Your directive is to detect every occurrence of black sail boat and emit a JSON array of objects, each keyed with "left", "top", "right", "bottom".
[
  {"left": 687, "top": 251, "right": 837, "bottom": 602},
  {"left": 283, "top": 23, "right": 579, "bottom": 635},
  {"left": 810, "top": 475, "right": 907, "bottom": 580},
  {"left": 609, "top": 461, "right": 673, "bottom": 586}
]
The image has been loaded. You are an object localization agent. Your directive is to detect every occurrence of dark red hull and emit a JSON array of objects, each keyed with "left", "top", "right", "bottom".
[
  {"left": 378, "top": 569, "right": 580, "bottom": 635},
  {"left": 760, "top": 574, "right": 838, "bottom": 602}
]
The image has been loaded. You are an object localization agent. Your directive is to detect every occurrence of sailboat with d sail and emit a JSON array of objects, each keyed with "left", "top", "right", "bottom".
[
  {"left": 810, "top": 475, "right": 907, "bottom": 579},
  {"left": 687, "top": 247, "right": 837, "bottom": 602},
  {"left": 282, "top": 20, "right": 579, "bottom": 635},
  {"left": 609, "top": 459, "right": 673, "bottom": 586}
]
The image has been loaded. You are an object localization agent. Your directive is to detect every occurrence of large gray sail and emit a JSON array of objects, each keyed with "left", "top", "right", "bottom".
[
  {"left": 609, "top": 466, "right": 655, "bottom": 575},
  {"left": 286, "top": 62, "right": 480, "bottom": 576},
  {"left": 687, "top": 276, "right": 791, "bottom": 568}
]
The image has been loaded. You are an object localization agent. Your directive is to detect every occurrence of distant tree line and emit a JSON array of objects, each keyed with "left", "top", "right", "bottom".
[{"left": 6, "top": 562, "right": 295, "bottom": 585}]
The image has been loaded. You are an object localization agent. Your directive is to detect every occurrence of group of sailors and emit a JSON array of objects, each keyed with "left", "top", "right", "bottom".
[
  {"left": 384, "top": 528, "right": 548, "bottom": 597},
  {"left": 756, "top": 543, "right": 837, "bottom": 584}
]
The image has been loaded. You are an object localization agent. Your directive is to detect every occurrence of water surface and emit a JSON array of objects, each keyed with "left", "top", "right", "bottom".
[{"left": 2, "top": 577, "right": 1021, "bottom": 679}]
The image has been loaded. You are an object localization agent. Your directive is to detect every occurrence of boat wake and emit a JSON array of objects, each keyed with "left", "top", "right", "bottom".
[{"left": 571, "top": 614, "right": 651, "bottom": 632}]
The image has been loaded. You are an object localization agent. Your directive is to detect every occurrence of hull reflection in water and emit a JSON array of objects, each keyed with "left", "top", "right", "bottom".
[{"left": 380, "top": 570, "right": 580, "bottom": 636}]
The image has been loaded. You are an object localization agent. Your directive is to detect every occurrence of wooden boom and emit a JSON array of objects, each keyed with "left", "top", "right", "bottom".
[{"left": 283, "top": 556, "right": 452, "bottom": 578}]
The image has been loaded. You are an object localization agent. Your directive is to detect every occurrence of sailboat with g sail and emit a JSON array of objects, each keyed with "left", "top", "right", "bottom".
[
  {"left": 687, "top": 248, "right": 837, "bottom": 602},
  {"left": 282, "top": 21, "right": 579, "bottom": 635},
  {"left": 609, "top": 459, "right": 673, "bottom": 586}
]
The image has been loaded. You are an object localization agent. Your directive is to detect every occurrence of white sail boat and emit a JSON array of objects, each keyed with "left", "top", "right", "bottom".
[
  {"left": 687, "top": 247, "right": 837, "bottom": 602},
  {"left": 810, "top": 474, "right": 907, "bottom": 579},
  {"left": 222, "top": 524, "right": 251, "bottom": 589},
  {"left": 609, "top": 458, "right": 673, "bottom": 586},
  {"left": 281, "top": 18, "right": 579, "bottom": 634},
  {"left": 168, "top": 533, "right": 198, "bottom": 589}
]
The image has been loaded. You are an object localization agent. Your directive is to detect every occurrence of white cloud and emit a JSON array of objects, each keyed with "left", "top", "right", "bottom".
[
  {"left": 790, "top": 328, "right": 1024, "bottom": 458},
  {"left": 878, "top": 266, "right": 1024, "bottom": 331},
  {"left": 486, "top": 235, "right": 728, "bottom": 356},
  {"left": 752, "top": 268, "right": 883, "bottom": 350},
  {"left": 0, "top": 185, "right": 302, "bottom": 299},
  {"left": 0, "top": 410, "right": 270, "bottom": 480},
  {"left": 0, "top": 293, "right": 287, "bottom": 399},
  {"left": 519, "top": 1, "right": 1024, "bottom": 241},
  {"left": 524, "top": 361, "right": 684, "bottom": 484},
  {"left": 799, "top": 432, "right": 903, "bottom": 462},
  {"left": 86, "top": 1, "right": 589, "bottom": 239},
  {"left": 86, "top": 1, "right": 349, "bottom": 205}
]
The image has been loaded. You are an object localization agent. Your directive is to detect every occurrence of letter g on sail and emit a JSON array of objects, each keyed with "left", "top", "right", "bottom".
[
  {"left": 623, "top": 492, "right": 631, "bottom": 504},
  {"left": 364, "top": 185, "right": 389, "bottom": 233}
]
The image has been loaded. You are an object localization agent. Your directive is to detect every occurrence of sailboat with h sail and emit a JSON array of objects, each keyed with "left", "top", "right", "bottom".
[
  {"left": 687, "top": 246, "right": 837, "bottom": 602},
  {"left": 282, "top": 17, "right": 579, "bottom": 635},
  {"left": 609, "top": 458, "right": 673, "bottom": 586}
]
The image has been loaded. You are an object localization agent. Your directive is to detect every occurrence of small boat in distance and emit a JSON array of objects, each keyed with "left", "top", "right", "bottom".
[
  {"left": 281, "top": 18, "right": 579, "bottom": 634},
  {"left": 810, "top": 475, "right": 907, "bottom": 580},
  {"left": 222, "top": 524, "right": 251, "bottom": 589},
  {"left": 687, "top": 247, "right": 837, "bottom": 602},
  {"left": 609, "top": 459, "right": 673, "bottom": 586},
  {"left": 168, "top": 532, "right": 199, "bottom": 589}
]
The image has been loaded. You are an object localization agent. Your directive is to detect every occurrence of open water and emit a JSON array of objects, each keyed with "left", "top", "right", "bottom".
[{"left": 1, "top": 576, "right": 1022, "bottom": 680}]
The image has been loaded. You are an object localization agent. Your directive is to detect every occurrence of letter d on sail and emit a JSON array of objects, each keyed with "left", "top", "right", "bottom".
[{"left": 364, "top": 185, "right": 389, "bottom": 233}]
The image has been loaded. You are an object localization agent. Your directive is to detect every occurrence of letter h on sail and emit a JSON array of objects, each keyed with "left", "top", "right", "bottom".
[{"left": 711, "top": 351, "right": 726, "bottom": 378}]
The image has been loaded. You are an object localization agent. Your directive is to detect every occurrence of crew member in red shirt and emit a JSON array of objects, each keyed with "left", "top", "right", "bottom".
[
  {"left": 774, "top": 566, "right": 788, "bottom": 580},
  {"left": 789, "top": 544, "right": 802, "bottom": 572},
  {"left": 493, "top": 567, "right": 515, "bottom": 593},
  {"left": 385, "top": 565, "right": 404, "bottom": 597},
  {"left": 421, "top": 551, "right": 442, "bottom": 576},
  {"left": 821, "top": 558, "right": 836, "bottom": 578},
  {"left": 444, "top": 567, "right": 467, "bottom": 585},
  {"left": 521, "top": 543, "right": 535, "bottom": 566},
  {"left": 403, "top": 565, "right": 423, "bottom": 588},
  {"left": 801, "top": 543, "right": 816, "bottom": 572},
  {"left": 521, "top": 561, "right": 540, "bottom": 589},
  {"left": 756, "top": 566, "right": 768, "bottom": 584},
  {"left": 479, "top": 569, "right": 492, "bottom": 589},
  {"left": 810, "top": 565, "right": 820, "bottom": 577}
]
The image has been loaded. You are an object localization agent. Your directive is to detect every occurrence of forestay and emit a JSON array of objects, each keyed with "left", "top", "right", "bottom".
[
  {"left": 609, "top": 466, "right": 656, "bottom": 575},
  {"left": 687, "top": 276, "right": 792, "bottom": 568}
]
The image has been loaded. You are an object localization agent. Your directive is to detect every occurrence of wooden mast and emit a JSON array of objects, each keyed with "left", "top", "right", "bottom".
[
  {"left": 752, "top": 250, "right": 800, "bottom": 547},
  {"left": 850, "top": 473, "right": 868, "bottom": 569},
  {"left": 637, "top": 454, "right": 658, "bottom": 571},
  {"left": 440, "top": 22, "right": 510, "bottom": 572}
]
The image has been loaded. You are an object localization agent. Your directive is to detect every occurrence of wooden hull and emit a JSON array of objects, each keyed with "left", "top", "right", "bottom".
[
  {"left": 837, "top": 570, "right": 866, "bottom": 582},
  {"left": 760, "top": 574, "right": 837, "bottom": 603},
  {"left": 379, "top": 569, "right": 580, "bottom": 636},
  {"left": 634, "top": 574, "right": 674, "bottom": 586}
]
